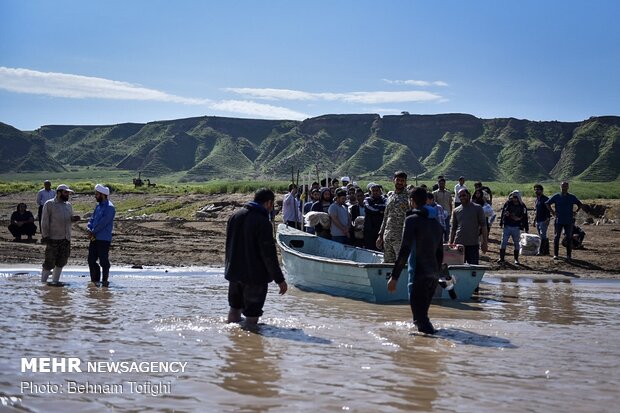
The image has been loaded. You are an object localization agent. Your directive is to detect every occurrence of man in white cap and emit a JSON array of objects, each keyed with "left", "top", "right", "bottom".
[
  {"left": 87, "top": 184, "right": 116, "bottom": 287},
  {"left": 40, "top": 184, "right": 81, "bottom": 285}
]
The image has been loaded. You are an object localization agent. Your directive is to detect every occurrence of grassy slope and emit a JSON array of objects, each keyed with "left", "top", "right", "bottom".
[{"left": 1, "top": 173, "right": 619, "bottom": 199}]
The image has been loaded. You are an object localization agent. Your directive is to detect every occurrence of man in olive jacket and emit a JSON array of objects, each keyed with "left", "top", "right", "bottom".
[{"left": 225, "top": 188, "right": 287, "bottom": 324}]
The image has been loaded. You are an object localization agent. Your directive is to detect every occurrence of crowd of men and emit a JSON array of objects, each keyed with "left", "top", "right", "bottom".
[{"left": 280, "top": 173, "right": 584, "bottom": 265}]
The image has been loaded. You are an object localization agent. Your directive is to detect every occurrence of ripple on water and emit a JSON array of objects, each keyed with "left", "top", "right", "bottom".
[{"left": 1, "top": 267, "right": 619, "bottom": 412}]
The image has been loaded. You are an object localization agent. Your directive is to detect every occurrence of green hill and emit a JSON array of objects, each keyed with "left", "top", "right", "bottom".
[{"left": 1, "top": 114, "right": 619, "bottom": 182}]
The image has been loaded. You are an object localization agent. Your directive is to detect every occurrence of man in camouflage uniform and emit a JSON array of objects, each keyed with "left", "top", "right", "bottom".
[{"left": 376, "top": 171, "right": 409, "bottom": 263}]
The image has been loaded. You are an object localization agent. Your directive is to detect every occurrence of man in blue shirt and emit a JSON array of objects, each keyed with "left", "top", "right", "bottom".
[
  {"left": 87, "top": 184, "right": 116, "bottom": 287},
  {"left": 546, "top": 181, "right": 582, "bottom": 262}
]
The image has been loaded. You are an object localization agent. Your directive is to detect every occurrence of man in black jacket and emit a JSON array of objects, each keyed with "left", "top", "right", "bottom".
[
  {"left": 225, "top": 188, "right": 288, "bottom": 324},
  {"left": 387, "top": 187, "right": 443, "bottom": 335}
]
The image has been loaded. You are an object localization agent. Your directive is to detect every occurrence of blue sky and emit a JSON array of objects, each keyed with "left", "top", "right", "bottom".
[{"left": 1, "top": 0, "right": 618, "bottom": 130}]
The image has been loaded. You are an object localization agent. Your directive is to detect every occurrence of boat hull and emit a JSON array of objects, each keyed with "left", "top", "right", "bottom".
[{"left": 277, "top": 225, "right": 487, "bottom": 304}]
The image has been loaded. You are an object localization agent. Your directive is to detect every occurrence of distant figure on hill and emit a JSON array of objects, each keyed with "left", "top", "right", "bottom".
[
  {"left": 377, "top": 171, "right": 409, "bottom": 263},
  {"left": 40, "top": 184, "right": 81, "bottom": 285},
  {"left": 225, "top": 188, "right": 287, "bottom": 325},
  {"left": 36, "top": 180, "right": 55, "bottom": 232},
  {"left": 8, "top": 203, "right": 36, "bottom": 242},
  {"left": 546, "top": 181, "right": 582, "bottom": 262}
]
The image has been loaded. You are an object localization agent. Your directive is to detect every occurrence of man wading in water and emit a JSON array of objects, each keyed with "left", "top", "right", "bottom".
[
  {"left": 387, "top": 187, "right": 444, "bottom": 335},
  {"left": 224, "top": 188, "right": 287, "bottom": 324}
]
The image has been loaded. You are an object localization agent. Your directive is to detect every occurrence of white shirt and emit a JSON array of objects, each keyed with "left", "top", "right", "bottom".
[
  {"left": 454, "top": 183, "right": 467, "bottom": 198},
  {"left": 37, "top": 188, "right": 56, "bottom": 206},
  {"left": 282, "top": 192, "right": 301, "bottom": 223}
]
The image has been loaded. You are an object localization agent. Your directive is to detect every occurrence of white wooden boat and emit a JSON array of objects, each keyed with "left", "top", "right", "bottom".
[{"left": 276, "top": 224, "right": 487, "bottom": 303}]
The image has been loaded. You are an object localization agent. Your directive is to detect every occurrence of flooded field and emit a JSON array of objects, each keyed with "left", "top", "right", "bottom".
[{"left": 1, "top": 267, "right": 619, "bottom": 412}]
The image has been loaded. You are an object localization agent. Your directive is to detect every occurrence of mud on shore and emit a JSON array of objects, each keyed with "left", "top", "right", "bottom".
[{"left": 1, "top": 192, "right": 619, "bottom": 279}]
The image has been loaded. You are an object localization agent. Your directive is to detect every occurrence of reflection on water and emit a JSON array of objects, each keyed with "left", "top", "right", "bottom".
[
  {"left": 0, "top": 267, "right": 619, "bottom": 412},
  {"left": 219, "top": 327, "right": 281, "bottom": 398}
]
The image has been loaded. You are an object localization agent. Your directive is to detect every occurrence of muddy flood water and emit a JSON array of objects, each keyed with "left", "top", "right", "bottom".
[{"left": 1, "top": 266, "right": 619, "bottom": 413}]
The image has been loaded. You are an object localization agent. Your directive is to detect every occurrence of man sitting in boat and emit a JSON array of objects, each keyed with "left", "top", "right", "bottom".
[{"left": 387, "top": 187, "right": 444, "bottom": 335}]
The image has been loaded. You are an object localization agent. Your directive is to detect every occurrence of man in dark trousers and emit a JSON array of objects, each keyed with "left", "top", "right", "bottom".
[
  {"left": 546, "top": 181, "right": 582, "bottom": 262},
  {"left": 533, "top": 184, "right": 551, "bottom": 255},
  {"left": 450, "top": 188, "right": 488, "bottom": 265},
  {"left": 387, "top": 187, "right": 444, "bottom": 335},
  {"left": 225, "top": 188, "right": 288, "bottom": 325},
  {"left": 87, "top": 184, "right": 116, "bottom": 287}
]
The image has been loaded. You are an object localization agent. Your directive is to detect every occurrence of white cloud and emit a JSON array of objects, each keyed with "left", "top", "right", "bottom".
[
  {"left": 225, "top": 87, "right": 442, "bottom": 104},
  {"left": 0, "top": 66, "right": 308, "bottom": 120},
  {"left": 209, "top": 100, "right": 309, "bottom": 120},
  {"left": 382, "top": 78, "right": 449, "bottom": 87},
  {"left": 0, "top": 66, "right": 209, "bottom": 104},
  {"left": 224, "top": 88, "right": 317, "bottom": 101}
]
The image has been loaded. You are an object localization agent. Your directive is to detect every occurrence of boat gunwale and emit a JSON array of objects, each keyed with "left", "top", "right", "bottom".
[
  {"left": 277, "top": 233, "right": 392, "bottom": 269},
  {"left": 276, "top": 228, "right": 489, "bottom": 272}
]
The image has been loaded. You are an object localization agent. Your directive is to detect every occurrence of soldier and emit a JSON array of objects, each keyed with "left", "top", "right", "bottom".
[{"left": 376, "top": 171, "right": 409, "bottom": 263}]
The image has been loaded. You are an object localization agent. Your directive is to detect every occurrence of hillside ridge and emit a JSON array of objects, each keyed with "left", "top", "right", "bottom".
[{"left": 1, "top": 113, "right": 618, "bottom": 181}]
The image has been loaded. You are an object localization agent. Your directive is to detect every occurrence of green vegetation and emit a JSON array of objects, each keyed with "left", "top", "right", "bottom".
[
  {"left": 1, "top": 177, "right": 619, "bottom": 199},
  {"left": 1, "top": 114, "right": 619, "bottom": 184}
]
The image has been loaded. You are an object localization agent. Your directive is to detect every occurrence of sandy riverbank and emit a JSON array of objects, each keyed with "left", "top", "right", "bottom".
[{"left": 1, "top": 192, "right": 618, "bottom": 279}]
